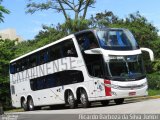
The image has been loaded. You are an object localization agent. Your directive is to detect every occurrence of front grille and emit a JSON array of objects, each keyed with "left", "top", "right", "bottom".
[{"left": 118, "top": 84, "right": 146, "bottom": 90}]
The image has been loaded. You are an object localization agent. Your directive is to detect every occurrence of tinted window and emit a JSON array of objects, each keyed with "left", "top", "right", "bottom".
[
  {"left": 83, "top": 54, "right": 106, "bottom": 78},
  {"left": 36, "top": 78, "right": 45, "bottom": 90},
  {"left": 97, "top": 29, "right": 139, "bottom": 50},
  {"left": 45, "top": 75, "right": 56, "bottom": 88},
  {"left": 49, "top": 44, "right": 62, "bottom": 61},
  {"left": 21, "top": 57, "right": 28, "bottom": 71},
  {"left": 30, "top": 70, "right": 84, "bottom": 91},
  {"left": 29, "top": 54, "right": 37, "bottom": 68},
  {"left": 16, "top": 61, "right": 22, "bottom": 72},
  {"left": 10, "top": 39, "right": 78, "bottom": 74},
  {"left": 61, "top": 39, "right": 78, "bottom": 57},
  {"left": 76, "top": 32, "right": 99, "bottom": 51},
  {"left": 39, "top": 50, "right": 49, "bottom": 64},
  {"left": 10, "top": 63, "right": 16, "bottom": 74}
]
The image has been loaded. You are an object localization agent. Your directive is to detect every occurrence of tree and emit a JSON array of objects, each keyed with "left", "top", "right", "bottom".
[
  {"left": 0, "top": 0, "right": 10, "bottom": 22},
  {"left": 59, "top": 18, "right": 91, "bottom": 33},
  {"left": 0, "top": 39, "right": 15, "bottom": 109},
  {"left": 26, "top": 0, "right": 95, "bottom": 20},
  {"left": 14, "top": 25, "right": 66, "bottom": 57},
  {"left": 26, "top": 0, "right": 95, "bottom": 33}
]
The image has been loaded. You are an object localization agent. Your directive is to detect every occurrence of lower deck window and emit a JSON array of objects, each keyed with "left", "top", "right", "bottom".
[{"left": 30, "top": 70, "right": 84, "bottom": 91}]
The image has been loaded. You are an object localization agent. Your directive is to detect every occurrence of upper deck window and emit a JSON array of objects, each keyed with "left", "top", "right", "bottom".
[
  {"left": 76, "top": 32, "right": 99, "bottom": 51},
  {"left": 97, "top": 29, "right": 139, "bottom": 50}
]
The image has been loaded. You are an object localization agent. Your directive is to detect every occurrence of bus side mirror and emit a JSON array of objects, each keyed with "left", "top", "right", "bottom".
[{"left": 140, "top": 48, "right": 154, "bottom": 61}]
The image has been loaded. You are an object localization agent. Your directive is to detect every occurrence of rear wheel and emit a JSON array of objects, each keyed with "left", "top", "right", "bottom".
[
  {"left": 80, "top": 90, "right": 90, "bottom": 108},
  {"left": 21, "top": 99, "right": 28, "bottom": 111},
  {"left": 27, "top": 97, "right": 35, "bottom": 111},
  {"left": 67, "top": 91, "right": 77, "bottom": 109},
  {"left": 101, "top": 100, "right": 110, "bottom": 106},
  {"left": 114, "top": 98, "right": 124, "bottom": 105}
]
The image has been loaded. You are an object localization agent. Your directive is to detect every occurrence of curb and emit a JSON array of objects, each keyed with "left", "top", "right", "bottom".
[
  {"left": 125, "top": 95, "right": 160, "bottom": 101},
  {"left": 148, "top": 95, "right": 160, "bottom": 99}
]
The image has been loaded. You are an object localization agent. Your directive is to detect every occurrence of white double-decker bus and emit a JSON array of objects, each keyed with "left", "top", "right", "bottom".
[{"left": 10, "top": 28, "right": 154, "bottom": 111}]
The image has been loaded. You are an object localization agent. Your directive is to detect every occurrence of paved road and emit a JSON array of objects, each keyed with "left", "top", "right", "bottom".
[
  {"left": 1, "top": 98, "right": 160, "bottom": 120},
  {"left": 8, "top": 98, "right": 160, "bottom": 114}
]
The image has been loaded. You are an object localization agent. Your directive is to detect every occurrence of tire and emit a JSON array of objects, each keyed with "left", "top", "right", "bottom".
[
  {"left": 114, "top": 98, "right": 124, "bottom": 105},
  {"left": 80, "top": 90, "right": 90, "bottom": 108},
  {"left": 101, "top": 100, "right": 110, "bottom": 106},
  {"left": 67, "top": 91, "right": 77, "bottom": 109},
  {"left": 21, "top": 99, "right": 28, "bottom": 111},
  {"left": 27, "top": 97, "right": 35, "bottom": 111}
]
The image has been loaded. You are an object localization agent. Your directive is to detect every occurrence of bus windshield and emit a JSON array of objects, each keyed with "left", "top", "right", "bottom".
[
  {"left": 106, "top": 55, "right": 146, "bottom": 81},
  {"left": 97, "top": 29, "right": 139, "bottom": 50}
]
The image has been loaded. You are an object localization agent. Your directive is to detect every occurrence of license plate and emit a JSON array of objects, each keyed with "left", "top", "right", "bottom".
[{"left": 129, "top": 92, "right": 136, "bottom": 96}]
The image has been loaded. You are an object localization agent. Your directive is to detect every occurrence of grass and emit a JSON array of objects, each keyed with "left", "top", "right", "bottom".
[
  {"left": 148, "top": 89, "right": 160, "bottom": 96},
  {"left": 5, "top": 108, "right": 23, "bottom": 113}
]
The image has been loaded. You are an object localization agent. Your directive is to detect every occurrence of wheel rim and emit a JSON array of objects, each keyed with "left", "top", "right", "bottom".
[
  {"left": 29, "top": 100, "right": 33, "bottom": 109},
  {"left": 22, "top": 101, "right": 26, "bottom": 108},
  {"left": 68, "top": 95, "right": 74, "bottom": 105},
  {"left": 80, "top": 94, "right": 86, "bottom": 104}
]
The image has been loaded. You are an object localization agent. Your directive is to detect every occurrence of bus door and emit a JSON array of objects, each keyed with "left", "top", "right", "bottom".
[
  {"left": 92, "top": 64, "right": 106, "bottom": 97},
  {"left": 85, "top": 54, "right": 106, "bottom": 97}
]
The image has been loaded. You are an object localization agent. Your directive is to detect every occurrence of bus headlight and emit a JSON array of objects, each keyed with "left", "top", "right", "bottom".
[{"left": 105, "top": 84, "right": 120, "bottom": 89}]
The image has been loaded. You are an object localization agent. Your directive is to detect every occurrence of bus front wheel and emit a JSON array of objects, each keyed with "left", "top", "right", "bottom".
[{"left": 114, "top": 98, "right": 124, "bottom": 105}]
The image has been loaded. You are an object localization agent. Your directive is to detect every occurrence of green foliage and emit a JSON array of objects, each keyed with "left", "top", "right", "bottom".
[
  {"left": 60, "top": 18, "right": 91, "bottom": 34},
  {"left": 0, "top": 40, "right": 15, "bottom": 82},
  {"left": 35, "top": 25, "right": 66, "bottom": 44},
  {"left": 152, "top": 60, "right": 160, "bottom": 72},
  {"left": 147, "top": 73, "right": 160, "bottom": 90},
  {"left": 14, "top": 40, "right": 36, "bottom": 57},
  {"left": 0, "top": 0, "right": 10, "bottom": 22},
  {"left": 0, "top": 39, "right": 16, "bottom": 109},
  {"left": 150, "top": 37, "right": 160, "bottom": 59},
  {"left": 14, "top": 25, "right": 66, "bottom": 57},
  {"left": 148, "top": 89, "right": 160, "bottom": 96}
]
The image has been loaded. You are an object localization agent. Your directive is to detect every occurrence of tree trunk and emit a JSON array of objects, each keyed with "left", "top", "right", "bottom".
[
  {"left": 82, "top": 0, "right": 91, "bottom": 19},
  {"left": 75, "top": 11, "right": 79, "bottom": 20},
  {"left": 0, "top": 103, "right": 4, "bottom": 115}
]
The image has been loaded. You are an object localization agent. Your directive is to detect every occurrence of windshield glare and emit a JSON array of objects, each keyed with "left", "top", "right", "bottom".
[
  {"left": 107, "top": 55, "right": 145, "bottom": 81},
  {"left": 97, "top": 29, "right": 139, "bottom": 50}
]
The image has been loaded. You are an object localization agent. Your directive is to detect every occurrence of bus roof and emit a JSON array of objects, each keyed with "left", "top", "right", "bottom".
[
  {"left": 10, "top": 28, "right": 127, "bottom": 63},
  {"left": 74, "top": 28, "right": 127, "bottom": 35},
  {"left": 10, "top": 34, "right": 75, "bottom": 63}
]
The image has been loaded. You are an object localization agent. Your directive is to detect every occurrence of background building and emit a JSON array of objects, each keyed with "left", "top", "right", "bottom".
[{"left": 0, "top": 28, "right": 23, "bottom": 42}]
